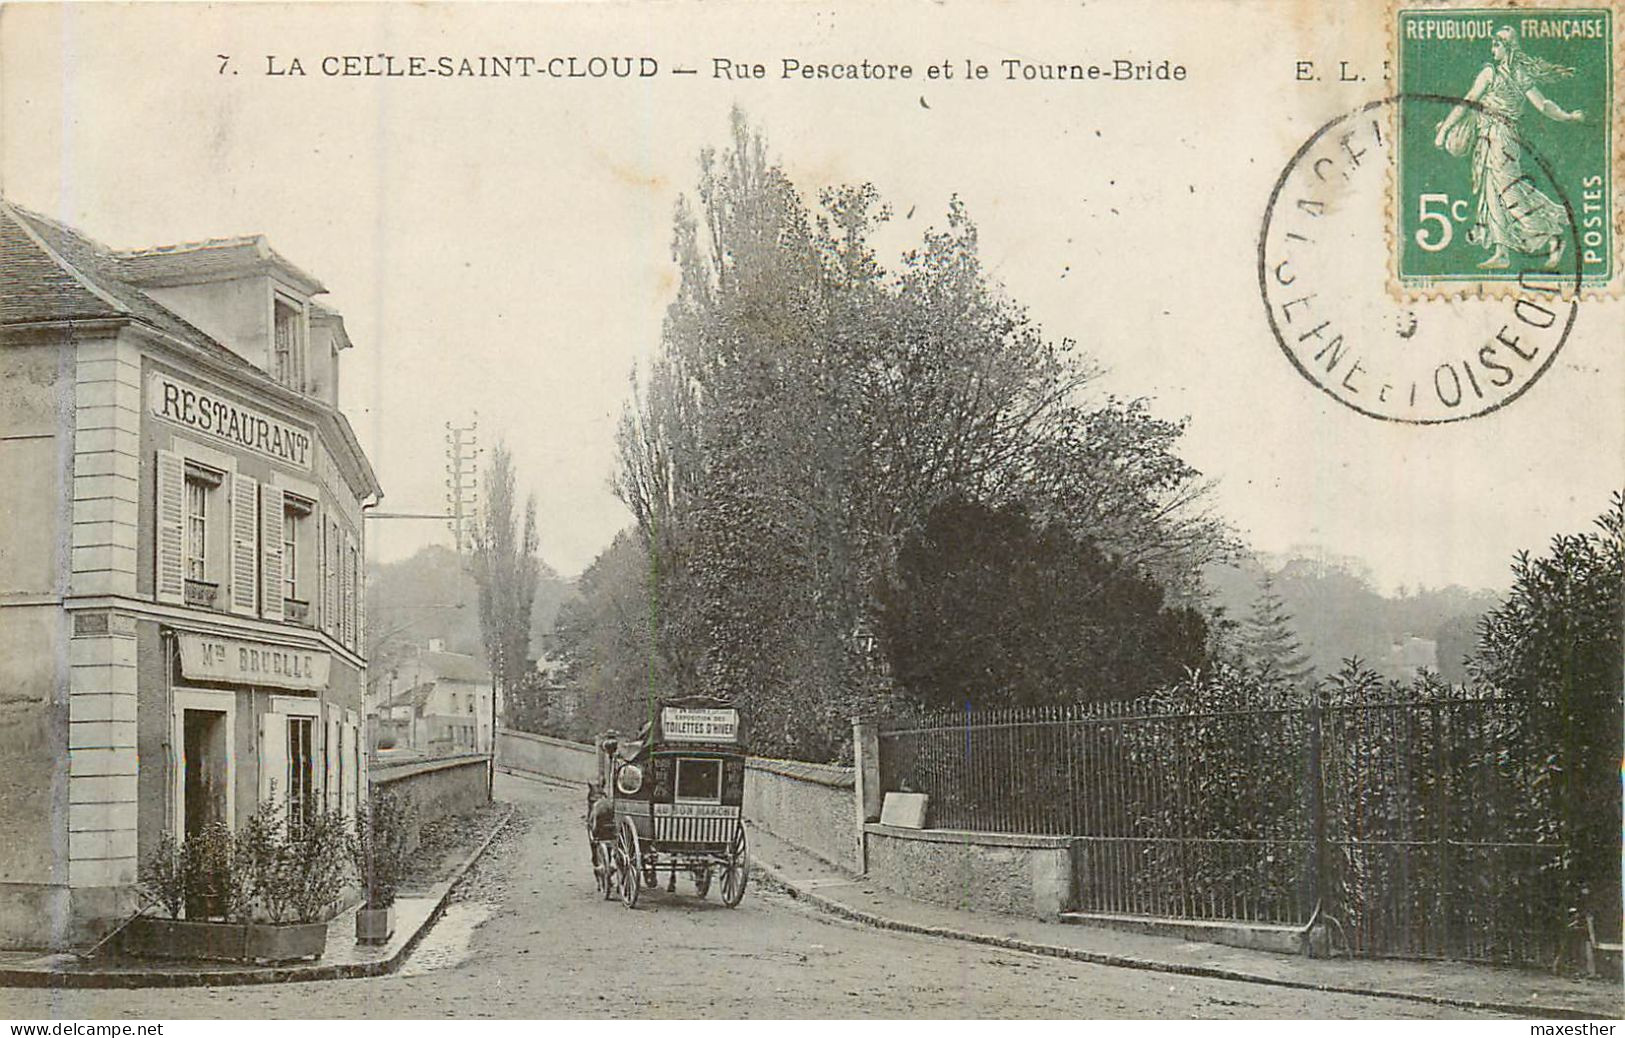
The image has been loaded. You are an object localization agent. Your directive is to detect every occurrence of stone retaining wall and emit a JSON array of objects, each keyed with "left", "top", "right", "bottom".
[
  {"left": 495, "top": 729, "right": 597, "bottom": 785},
  {"left": 744, "top": 758, "right": 859, "bottom": 872},
  {"left": 495, "top": 729, "right": 859, "bottom": 870},
  {"left": 369, "top": 753, "right": 491, "bottom": 852},
  {"left": 862, "top": 824, "right": 1075, "bottom": 921}
]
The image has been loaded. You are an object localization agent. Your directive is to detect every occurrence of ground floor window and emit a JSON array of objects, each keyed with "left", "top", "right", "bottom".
[{"left": 287, "top": 715, "right": 315, "bottom": 833}]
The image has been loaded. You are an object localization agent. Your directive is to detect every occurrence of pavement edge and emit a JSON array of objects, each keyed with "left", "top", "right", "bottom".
[
  {"left": 749, "top": 854, "right": 1603, "bottom": 1021},
  {"left": 0, "top": 802, "right": 518, "bottom": 990}
]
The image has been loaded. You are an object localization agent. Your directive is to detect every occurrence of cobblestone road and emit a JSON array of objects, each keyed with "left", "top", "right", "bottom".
[{"left": 6, "top": 773, "right": 1489, "bottom": 1019}]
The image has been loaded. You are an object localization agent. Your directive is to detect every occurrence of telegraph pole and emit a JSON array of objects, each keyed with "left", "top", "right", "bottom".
[{"left": 444, "top": 416, "right": 481, "bottom": 554}]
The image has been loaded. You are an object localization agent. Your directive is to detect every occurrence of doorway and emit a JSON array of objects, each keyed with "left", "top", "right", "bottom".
[
  {"left": 171, "top": 688, "right": 237, "bottom": 848},
  {"left": 182, "top": 708, "right": 228, "bottom": 840}
]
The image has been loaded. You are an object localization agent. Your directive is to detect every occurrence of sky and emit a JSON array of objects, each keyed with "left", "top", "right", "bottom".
[{"left": 3, "top": 1, "right": 1620, "bottom": 595}]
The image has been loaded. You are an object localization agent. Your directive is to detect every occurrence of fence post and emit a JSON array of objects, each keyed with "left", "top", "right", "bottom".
[
  {"left": 1432, "top": 695, "right": 1451, "bottom": 957},
  {"left": 1305, "top": 694, "right": 1327, "bottom": 955},
  {"left": 852, "top": 716, "right": 882, "bottom": 873}
]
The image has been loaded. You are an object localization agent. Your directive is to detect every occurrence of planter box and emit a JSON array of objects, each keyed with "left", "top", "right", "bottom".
[
  {"left": 355, "top": 905, "right": 395, "bottom": 945},
  {"left": 121, "top": 916, "right": 328, "bottom": 963}
]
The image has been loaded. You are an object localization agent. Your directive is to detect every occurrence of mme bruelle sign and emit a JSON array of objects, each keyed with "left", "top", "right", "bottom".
[
  {"left": 178, "top": 633, "right": 329, "bottom": 691},
  {"left": 148, "top": 372, "right": 313, "bottom": 470}
]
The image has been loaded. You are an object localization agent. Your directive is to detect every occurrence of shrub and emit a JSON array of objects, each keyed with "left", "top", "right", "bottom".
[
  {"left": 351, "top": 792, "right": 413, "bottom": 909},
  {"left": 138, "top": 833, "right": 185, "bottom": 920},
  {"left": 285, "top": 810, "right": 351, "bottom": 924},
  {"left": 183, "top": 820, "right": 249, "bottom": 922},
  {"left": 235, "top": 797, "right": 296, "bottom": 924},
  {"left": 233, "top": 797, "right": 354, "bottom": 924}
]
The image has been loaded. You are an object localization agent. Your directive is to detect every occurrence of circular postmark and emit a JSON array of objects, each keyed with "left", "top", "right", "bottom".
[{"left": 1259, "top": 95, "right": 1582, "bottom": 424}]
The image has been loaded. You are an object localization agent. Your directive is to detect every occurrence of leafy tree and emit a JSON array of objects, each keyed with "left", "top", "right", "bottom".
[
  {"left": 615, "top": 110, "right": 1228, "bottom": 759},
  {"left": 1471, "top": 491, "right": 1624, "bottom": 937},
  {"left": 468, "top": 443, "right": 541, "bottom": 743},
  {"left": 879, "top": 496, "right": 1208, "bottom": 709},
  {"left": 1238, "top": 573, "right": 1314, "bottom": 685},
  {"left": 548, "top": 530, "right": 663, "bottom": 740},
  {"left": 1472, "top": 492, "right": 1624, "bottom": 699}
]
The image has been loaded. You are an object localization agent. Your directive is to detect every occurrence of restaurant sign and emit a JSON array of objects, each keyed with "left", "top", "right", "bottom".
[
  {"left": 177, "top": 633, "right": 329, "bottom": 691},
  {"left": 660, "top": 706, "right": 739, "bottom": 744},
  {"left": 148, "top": 372, "right": 313, "bottom": 470}
]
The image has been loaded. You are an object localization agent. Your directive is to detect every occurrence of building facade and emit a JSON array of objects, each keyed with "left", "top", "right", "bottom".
[
  {"left": 0, "top": 202, "right": 382, "bottom": 948},
  {"left": 377, "top": 642, "right": 494, "bottom": 754}
]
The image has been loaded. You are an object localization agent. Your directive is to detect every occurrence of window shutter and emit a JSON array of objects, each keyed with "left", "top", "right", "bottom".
[
  {"left": 342, "top": 717, "right": 359, "bottom": 818},
  {"left": 258, "top": 709, "right": 288, "bottom": 812},
  {"left": 356, "top": 537, "right": 366, "bottom": 655},
  {"left": 325, "top": 705, "right": 341, "bottom": 813},
  {"left": 342, "top": 530, "right": 355, "bottom": 648},
  {"left": 155, "top": 450, "right": 185, "bottom": 604},
  {"left": 323, "top": 516, "right": 338, "bottom": 637},
  {"left": 260, "top": 485, "right": 285, "bottom": 621},
  {"left": 229, "top": 473, "right": 259, "bottom": 616}
]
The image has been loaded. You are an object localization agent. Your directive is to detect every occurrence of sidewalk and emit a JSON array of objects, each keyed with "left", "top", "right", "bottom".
[
  {"left": 745, "top": 822, "right": 1623, "bottom": 1020},
  {"left": 0, "top": 804, "right": 513, "bottom": 989}
]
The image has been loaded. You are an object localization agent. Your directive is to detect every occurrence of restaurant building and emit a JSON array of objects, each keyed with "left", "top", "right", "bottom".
[{"left": 0, "top": 201, "right": 383, "bottom": 948}]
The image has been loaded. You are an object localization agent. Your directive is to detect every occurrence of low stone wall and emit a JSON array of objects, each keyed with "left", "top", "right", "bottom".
[
  {"left": 745, "top": 758, "right": 859, "bottom": 872},
  {"left": 369, "top": 753, "right": 491, "bottom": 853},
  {"left": 496, "top": 729, "right": 859, "bottom": 871},
  {"left": 862, "top": 824, "right": 1075, "bottom": 921},
  {"left": 496, "top": 728, "right": 597, "bottom": 785}
]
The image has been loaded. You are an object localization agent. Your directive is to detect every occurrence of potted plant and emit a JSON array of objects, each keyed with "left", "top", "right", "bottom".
[
  {"left": 126, "top": 797, "right": 352, "bottom": 964},
  {"left": 128, "top": 822, "right": 259, "bottom": 961},
  {"left": 350, "top": 791, "right": 411, "bottom": 944},
  {"left": 236, "top": 800, "right": 350, "bottom": 962}
]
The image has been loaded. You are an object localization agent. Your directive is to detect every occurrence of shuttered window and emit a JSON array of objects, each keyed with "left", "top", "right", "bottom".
[
  {"left": 356, "top": 535, "right": 366, "bottom": 653},
  {"left": 342, "top": 716, "right": 359, "bottom": 819},
  {"left": 325, "top": 705, "right": 341, "bottom": 813},
  {"left": 258, "top": 710, "right": 287, "bottom": 812},
  {"left": 228, "top": 472, "right": 259, "bottom": 616},
  {"left": 259, "top": 484, "right": 285, "bottom": 622},
  {"left": 155, "top": 451, "right": 187, "bottom": 604},
  {"left": 324, "top": 517, "right": 339, "bottom": 636},
  {"left": 342, "top": 534, "right": 357, "bottom": 649}
]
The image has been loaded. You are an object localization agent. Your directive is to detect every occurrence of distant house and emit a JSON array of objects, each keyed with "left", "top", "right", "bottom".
[
  {"left": 1386, "top": 636, "right": 1440, "bottom": 680},
  {"left": 376, "top": 641, "right": 494, "bottom": 752}
]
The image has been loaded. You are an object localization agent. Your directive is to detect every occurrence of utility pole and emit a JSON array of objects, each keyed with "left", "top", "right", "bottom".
[{"left": 444, "top": 415, "right": 481, "bottom": 554}]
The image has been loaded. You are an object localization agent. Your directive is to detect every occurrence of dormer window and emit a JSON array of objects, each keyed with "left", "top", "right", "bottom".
[{"left": 273, "top": 297, "right": 305, "bottom": 391}]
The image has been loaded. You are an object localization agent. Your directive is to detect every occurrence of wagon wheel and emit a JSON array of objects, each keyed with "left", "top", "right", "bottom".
[
  {"left": 720, "top": 826, "right": 749, "bottom": 907},
  {"left": 692, "top": 863, "right": 712, "bottom": 899},
  {"left": 617, "top": 819, "right": 641, "bottom": 909}
]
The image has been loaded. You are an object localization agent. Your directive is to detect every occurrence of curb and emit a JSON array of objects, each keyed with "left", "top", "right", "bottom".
[
  {"left": 750, "top": 857, "right": 1602, "bottom": 1020},
  {"left": 0, "top": 804, "right": 517, "bottom": 990}
]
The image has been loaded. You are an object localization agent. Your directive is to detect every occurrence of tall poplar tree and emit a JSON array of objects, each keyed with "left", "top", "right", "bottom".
[{"left": 468, "top": 443, "right": 541, "bottom": 755}]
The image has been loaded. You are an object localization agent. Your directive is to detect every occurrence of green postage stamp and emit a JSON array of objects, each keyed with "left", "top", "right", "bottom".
[{"left": 1395, "top": 5, "right": 1616, "bottom": 293}]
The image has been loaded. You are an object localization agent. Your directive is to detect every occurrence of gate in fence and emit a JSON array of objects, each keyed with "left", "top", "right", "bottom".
[{"left": 878, "top": 686, "right": 1615, "bottom": 966}]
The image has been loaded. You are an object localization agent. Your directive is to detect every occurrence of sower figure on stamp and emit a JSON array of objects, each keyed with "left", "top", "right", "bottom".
[{"left": 1433, "top": 26, "right": 1585, "bottom": 270}]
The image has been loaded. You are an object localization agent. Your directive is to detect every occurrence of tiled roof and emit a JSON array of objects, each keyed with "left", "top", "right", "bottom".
[
  {"left": 0, "top": 204, "right": 123, "bottom": 324},
  {"left": 116, "top": 235, "right": 326, "bottom": 295},
  {"left": 1, "top": 201, "right": 245, "bottom": 368},
  {"left": 418, "top": 651, "right": 492, "bottom": 684},
  {"left": 1, "top": 200, "right": 384, "bottom": 501},
  {"left": 386, "top": 681, "right": 438, "bottom": 711}
]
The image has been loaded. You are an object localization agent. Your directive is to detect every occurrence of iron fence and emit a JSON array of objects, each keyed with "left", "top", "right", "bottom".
[{"left": 877, "top": 687, "right": 1616, "bottom": 966}]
